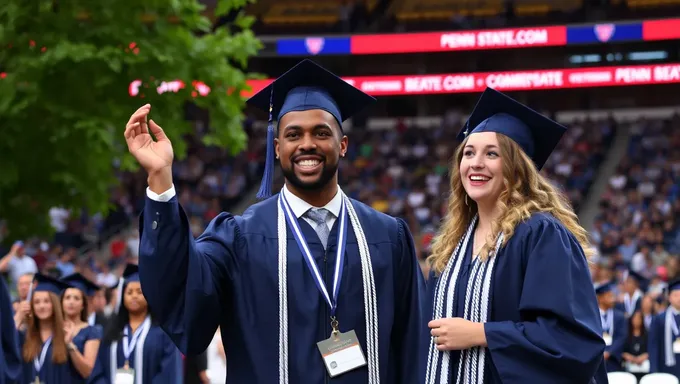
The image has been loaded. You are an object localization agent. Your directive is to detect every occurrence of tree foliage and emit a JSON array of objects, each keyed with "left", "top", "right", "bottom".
[{"left": 0, "top": 0, "right": 262, "bottom": 241}]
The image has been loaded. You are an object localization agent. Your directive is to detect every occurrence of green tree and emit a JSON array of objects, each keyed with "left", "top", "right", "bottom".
[{"left": 0, "top": 0, "right": 262, "bottom": 241}]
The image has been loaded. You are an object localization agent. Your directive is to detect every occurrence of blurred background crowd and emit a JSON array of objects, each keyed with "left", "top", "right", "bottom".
[{"left": 2, "top": 0, "right": 680, "bottom": 382}]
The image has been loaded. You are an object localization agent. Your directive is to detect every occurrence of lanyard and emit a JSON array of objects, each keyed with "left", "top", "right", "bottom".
[
  {"left": 33, "top": 337, "right": 52, "bottom": 373},
  {"left": 601, "top": 310, "right": 613, "bottom": 333},
  {"left": 280, "top": 193, "right": 348, "bottom": 325},
  {"left": 123, "top": 317, "right": 150, "bottom": 362}
]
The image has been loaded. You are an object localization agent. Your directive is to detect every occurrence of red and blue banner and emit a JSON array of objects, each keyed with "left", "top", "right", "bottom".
[{"left": 273, "top": 18, "right": 680, "bottom": 56}]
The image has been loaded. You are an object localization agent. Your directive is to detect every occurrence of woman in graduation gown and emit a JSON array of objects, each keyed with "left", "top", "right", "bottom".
[
  {"left": 60, "top": 273, "right": 107, "bottom": 383},
  {"left": 0, "top": 277, "right": 22, "bottom": 384},
  {"left": 99, "top": 264, "right": 182, "bottom": 383},
  {"left": 422, "top": 88, "right": 607, "bottom": 384},
  {"left": 16, "top": 273, "right": 73, "bottom": 383},
  {"left": 648, "top": 278, "right": 680, "bottom": 376}
]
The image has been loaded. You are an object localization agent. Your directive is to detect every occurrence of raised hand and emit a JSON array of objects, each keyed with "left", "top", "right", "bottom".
[
  {"left": 124, "top": 104, "right": 174, "bottom": 193},
  {"left": 64, "top": 321, "right": 76, "bottom": 344},
  {"left": 124, "top": 104, "right": 173, "bottom": 173}
]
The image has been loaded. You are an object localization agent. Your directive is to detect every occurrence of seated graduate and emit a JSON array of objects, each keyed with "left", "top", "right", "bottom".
[
  {"left": 595, "top": 281, "right": 628, "bottom": 373},
  {"left": 100, "top": 264, "right": 182, "bottom": 384},
  {"left": 616, "top": 270, "right": 646, "bottom": 318},
  {"left": 423, "top": 88, "right": 606, "bottom": 384},
  {"left": 0, "top": 277, "right": 22, "bottom": 384},
  {"left": 125, "top": 59, "right": 425, "bottom": 383},
  {"left": 622, "top": 310, "right": 649, "bottom": 379},
  {"left": 60, "top": 273, "right": 106, "bottom": 383},
  {"left": 648, "top": 278, "right": 680, "bottom": 376},
  {"left": 17, "top": 273, "right": 73, "bottom": 384}
]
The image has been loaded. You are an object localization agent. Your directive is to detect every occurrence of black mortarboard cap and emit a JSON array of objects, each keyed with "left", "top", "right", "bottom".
[
  {"left": 624, "top": 270, "right": 648, "bottom": 289},
  {"left": 595, "top": 281, "right": 615, "bottom": 295},
  {"left": 458, "top": 87, "right": 567, "bottom": 171},
  {"left": 668, "top": 278, "right": 680, "bottom": 293},
  {"left": 61, "top": 273, "right": 100, "bottom": 297},
  {"left": 246, "top": 59, "right": 376, "bottom": 199},
  {"left": 34, "top": 273, "right": 69, "bottom": 295}
]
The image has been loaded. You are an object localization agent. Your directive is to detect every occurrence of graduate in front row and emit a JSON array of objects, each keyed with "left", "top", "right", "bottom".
[
  {"left": 99, "top": 264, "right": 182, "bottom": 384},
  {"left": 124, "top": 59, "right": 425, "bottom": 383},
  {"left": 60, "top": 273, "right": 107, "bottom": 383},
  {"left": 423, "top": 88, "right": 606, "bottom": 384},
  {"left": 0, "top": 277, "right": 21, "bottom": 384},
  {"left": 616, "top": 270, "right": 646, "bottom": 318},
  {"left": 648, "top": 278, "right": 680, "bottom": 376},
  {"left": 595, "top": 281, "right": 628, "bottom": 373},
  {"left": 16, "top": 274, "right": 73, "bottom": 383}
]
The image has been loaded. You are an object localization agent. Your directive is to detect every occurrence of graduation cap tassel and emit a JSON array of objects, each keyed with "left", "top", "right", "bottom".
[{"left": 256, "top": 90, "right": 276, "bottom": 200}]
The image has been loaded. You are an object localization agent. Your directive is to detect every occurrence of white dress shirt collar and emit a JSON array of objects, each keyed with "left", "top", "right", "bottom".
[{"left": 282, "top": 184, "right": 343, "bottom": 219}]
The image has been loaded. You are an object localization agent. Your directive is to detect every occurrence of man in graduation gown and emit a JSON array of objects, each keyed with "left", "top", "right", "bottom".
[
  {"left": 595, "top": 281, "right": 628, "bottom": 372},
  {"left": 648, "top": 278, "right": 680, "bottom": 376},
  {"left": 124, "top": 59, "right": 426, "bottom": 384},
  {"left": 615, "top": 270, "right": 646, "bottom": 318},
  {"left": 0, "top": 277, "right": 21, "bottom": 384}
]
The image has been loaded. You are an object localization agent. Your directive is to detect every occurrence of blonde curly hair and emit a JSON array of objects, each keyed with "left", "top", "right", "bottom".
[{"left": 428, "top": 133, "right": 594, "bottom": 274}]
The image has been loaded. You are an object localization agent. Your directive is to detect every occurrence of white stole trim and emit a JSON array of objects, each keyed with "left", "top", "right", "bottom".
[
  {"left": 276, "top": 193, "right": 379, "bottom": 384},
  {"left": 425, "top": 215, "right": 504, "bottom": 384},
  {"left": 624, "top": 290, "right": 642, "bottom": 316},
  {"left": 110, "top": 316, "right": 152, "bottom": 383},
  {"left": 664, "top": 309, "right": 679, "bottom": 367}
]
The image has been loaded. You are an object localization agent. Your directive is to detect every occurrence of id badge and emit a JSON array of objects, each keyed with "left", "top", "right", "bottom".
[
  {"left": 115, "top": 368, "right": 135, "bottom": 384},
  {"left": 317, "top": 330, "right": 367, "bottom": 377},
  {"left": 674, "top": 339, "right": 680, "bottom": 354},
  {"left": 32, "top": 376, "right": 44, "bottom": 384},
  {"left": 603, "top": 332, "right": 612, "bottom": 346}
]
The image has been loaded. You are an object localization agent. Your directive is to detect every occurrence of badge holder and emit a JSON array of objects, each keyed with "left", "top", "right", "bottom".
[
  {"left": 33, "top": 376, "right": 44, "bottom": 384},
  {"left": 602, "top": 332, "right": 612, "bottom": 346},
  {"left": 317, "top": 317, "right": 367, "bottom": 378},
  {"left": 674, "top": 338, "right": 680, "bottom": 354},
  {"left": 115, "top": 361, "right": 135, "bottom": 384}
]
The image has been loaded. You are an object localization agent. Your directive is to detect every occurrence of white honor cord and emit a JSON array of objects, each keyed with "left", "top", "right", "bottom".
[
  {"left": 601, "top": 310, "right": 613, "bottom": 333},
  {"left": 33, "top": 337, "right": 52, "bottom": 373},
  {"left": 277, "top": 198, "right": 289, "bottom": 384},
  {"left": 276, "top": 192, "right": 379, "bottom": 384},
  {"left": 123, "top": 317, "right": 151, "bottom": 361}
]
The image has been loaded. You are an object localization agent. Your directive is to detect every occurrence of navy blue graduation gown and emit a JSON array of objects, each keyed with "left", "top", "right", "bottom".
[
  {"left": 18, "top": 333, "right": 73, "bottom": 384},
  {"left": 99, "top": 324, "right": 182, "bottom": 383},
  {"left": 603, "top": 309, "right": 627, "bottom": 372},
  {"left": 69, "top": 325, "right": 106, "bottom": 384},
  {"left": 423, "top": 213, "right": 607, "bottom": 384},
  {"left": 138, "top": 193, "right": 425, "bottom": 383},
  {"left": 648, "top": 311, "right": 680, "bottom": 376},
  {"left": 0, "top": 278, "right": 21, "bottom": 384}
]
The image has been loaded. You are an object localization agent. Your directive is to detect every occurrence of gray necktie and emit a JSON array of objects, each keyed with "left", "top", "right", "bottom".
[{"left": 306, "top": 208, "right": 331, "bottom": 249}]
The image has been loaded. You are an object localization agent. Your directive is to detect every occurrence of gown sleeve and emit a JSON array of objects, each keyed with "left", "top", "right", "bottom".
[
  {"left": 482, "top": 218, "right": 606, "bottom": 383},
  {"left": 0, "top": 278, "right": 22, "bottom": 384},
  {"left": 648, "top": 313, "right": 664, "bottom": 373},
  {"left": 138, "top": 194, "right": 243, "bottom": 356},
  {"left": 391, "top": 218, "right": 427, "bottom": 384},
  {"left": 151, "top": 331, "right": 183, "bottom": 384}
]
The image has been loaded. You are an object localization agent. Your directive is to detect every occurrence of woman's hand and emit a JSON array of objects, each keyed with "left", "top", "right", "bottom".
[
  {"left": 64, "top": 321, "right": 76, "bottom": 344},
  {"left": 429, "top": 318, "right": 487, "bottom": 351}
]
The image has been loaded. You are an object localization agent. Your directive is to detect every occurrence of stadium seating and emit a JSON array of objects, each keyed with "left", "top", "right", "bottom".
[
  {"left": 254, "top": 0, "right": 378, "bottom": 26},
  {"left": 626, "top": 0, "right": 680, "bottom": 9},
  {"left": 595, "top": 117, "right": 680, "bottom": 263},
  {"left": 394, "top": 0, "right": 581, "bottom": 22}
]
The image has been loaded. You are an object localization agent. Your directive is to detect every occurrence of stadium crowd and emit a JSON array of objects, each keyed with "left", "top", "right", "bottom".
[{"left": 2, "top": 108, "right": 679, "bottom": 380}]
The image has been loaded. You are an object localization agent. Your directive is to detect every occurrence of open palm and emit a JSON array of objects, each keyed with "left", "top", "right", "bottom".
[{"left": 124, "top": 104, "right": 174, "bottom": 173}]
